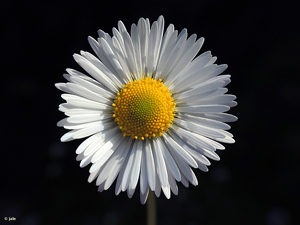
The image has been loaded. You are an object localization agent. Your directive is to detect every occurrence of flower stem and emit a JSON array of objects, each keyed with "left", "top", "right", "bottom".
[{"left": 147, "top": 191, "right": 156, "bottom": 225}]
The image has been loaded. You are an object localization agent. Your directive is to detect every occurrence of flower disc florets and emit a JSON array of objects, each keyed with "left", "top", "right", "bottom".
[{"left": 112, "top": 77, "right": 176, "bottom": 140}]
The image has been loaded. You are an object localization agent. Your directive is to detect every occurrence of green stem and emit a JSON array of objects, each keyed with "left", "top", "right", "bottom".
[{"left": 147, "top": 190, "right": 157, "bottom": 225}]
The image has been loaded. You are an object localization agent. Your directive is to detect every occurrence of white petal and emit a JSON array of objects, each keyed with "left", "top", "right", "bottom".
[
  {"left": 66, "top": 83, "right": 110, "bottom": 104},
  {"left": 72, "top": 122, "right": 115, "bottom": 139},
  {"left": 115, "top": 145, "right": 132, "bottom": 195},
  {"left": 215, "top": 130, "right": 235, "bottom": 144},
  {"left": 60, "top": 130, "right": 76, "bottom": 142},
  {"left": 87, "top": 36, "right": 102, "bottom": 59},
  {"left": 89, "top": 136, "right": 124, "bottom": 173},
  {"left": 83, "top": 136, "right": 104, "bottom": 157},
  {"left": 195, "top": 148, "right": 220, "bottom": 161},
  {"left": 146, "top": 21, "right": 158, "bottom": 74},
  {"left": 173, "top": 130, "right": 221, "bottom": 161},
  {"left": 146, "top": 18, "right": 163, "bottom": 75},
  {"left": 176, "top": 105, "right": 230, "bottom": 114},
  {"left": 162, "top": 185, "right": 171, "bottom": 199},
  {"left": 140, "top": 188, "right": 149, "bottom": 204},
  {"left": 94, "top": 138, "right": 129, "bottom": 185},
  {"left": 225, "top": 101, "right": 238, "bottom": 107},
  {"left": 97, "top": 181, "right": 105, "bottom": 192},
  {"left": 61, "top": 94, "right": 112, "bottom": 111},
  {"left": 167, "top": 168, "right": 178, "bottom": 195},
  {"left": 88, "top": 36, "right": 120, "bottom": 78},
  {"left": 178, "top": 113, "right": 230, "bottom": 130},
  {"left": 170, "top": 131, "right": 211, "bottom": 166},
  {"left": 160, "top": 29, "right": 187, "bottom": 80},
  {"left": 156, "top": 30, "right": 178, "bottom": 80},
  {"left": 88, "top": 169, "right": 101, "bottom": 183},
  {"left": 58, "top": 103, "right": 73, "bottom": 113},
  {"left": 202, "top": 113, "right": 238, "bottom": 122},
  {"left": 80, "top": 50, "right": 123, "bottom": 88},
  {"left": 184, "top": 95, "right": 236, "bottom": 106},
  {"left": 152, "top": 15, "right": 164, "bottom": 72},
  {"left": 66, "top": 68, "right": 99, "bottom": 86},
  {"left": 173, "top": 134, "right": 210, "bottom": 172},
  {"left": 76, "top": 133, "right": 100, "bottom": 154},
  {"left": 187, "top": 167, "right": 198, "bottom": 186},
  {"left": 176, "top": 88, "right": 228, "bottom": 104},
  {"left": 57, "top": 118, "right": 68, "bottom": 127},
  {"left": 130, "top": 24, "right": 143, "bottom": 78},
  {"left": 63, "top": 108, "right": 103, "bottom": 116},
  {"left": 207, "top": 56, "right": 217, "bottom": 65},
  {"left": 176, "top": 80, "right": 225, "bottom": 99},
  {"left": 112, "top": 28, "right": 126, "bottom": 55},
  {"left": 174, "top": 119, "right": 226, "bottom": 139},
  {"left": 145, "top": 139, "right": 156, "bottom": 191},
  {"left": 166, "top": 37, "right": 204, "bottom": 86},
  {"left": 157, "top": 137, "right": 181, "bottom": 181},
  {"left": 67, "top": 114, "right": 110, "bottom": 124},
  {"left": 137, "top": 18, "right": 149, "bottom": 77},
  {"left": 97, "top": 38, "right": 128, "bottom": 85},
  {"left": 164, "top": 134, "right": 198, "bottom": 168},
  {"left": 73, "top": 54, "right": 119, "bottom": 92},
  {"left": 130, "top": 140, "right": 143, "bottom": 190},
  {"left": 104, "top": 138, "right": 132, "bottom": 190},
  {"left": 175, "top": 88, "right": 215, "bottom": 105},
  {"left": 180, "top": 173, "right": 188, "bottom": 188},
  {"left": 173, "top": 50, "right": 211, "bottom": 85},
  {"left": 76, "top": 153, "right": 84, "bottom": 161},
  {"left": 91, "top": 132, "right": 123, "bottom": 164},
  {"left": 173, "top": 65, "right": 226, "bottom": 93},
  {"left": 172, "top": 63, "right": 217, "bottom": 91},
  {"left": 121, "top": 142, "right": 136, "bottom": 191},
  {"left": 197, "top": 134, "right": 227, "bottom": 149},
  {"left": 118, "top": 20, "right": 128, "bottom": 34},
  {"left": 197, "top": 162, "right": 209, "bottom": 172},
  {"left": 154, "top": 175, "right": 162, "bottom": 197},
  {"left": 127, "top": 183, "right": 136, "bottom": 198},
  {"left": 174, "top": 127, "right": 216, "bottom": 151},
  {"left": 164, "top": 136, "right": 198, "bottom": 186},
  {"left": 122, "top": 31, "right": 139, "bottom": 77},
  {"left": 152, "top": 138, "right": 168, "bottom": 187},
  {"left": 80, "top": 151, "right": 99, "bottom": 168},
  {"left": 55, "top": 83, "right": 73, "bottom": 94},
  {"left": 59, "top": 119, "right": 104, "bottom": 130},
  {"left": 140, "top": 143, "right": 149, "bottom": 194},
  {"left": 155, "top": 24, "right": 176, "bottom": 77},
  {"left": 112, "top": 36, "right": 131, "bottom": 83},
  {"left": 97, "top": 29, "right": 112, "bottom": 43}
]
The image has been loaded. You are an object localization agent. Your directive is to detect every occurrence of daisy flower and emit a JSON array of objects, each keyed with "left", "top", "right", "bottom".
[{"left": 56, "top": 16, "right": 237, "bottom": 204}]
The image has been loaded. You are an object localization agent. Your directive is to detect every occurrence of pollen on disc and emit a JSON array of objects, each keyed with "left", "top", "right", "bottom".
[{"left": 112, "top": 77, "right": 176, "bottom": 140}]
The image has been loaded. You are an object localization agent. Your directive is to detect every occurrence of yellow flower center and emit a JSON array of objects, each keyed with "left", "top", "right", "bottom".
[{"left": 112, "top": 77, "right": 176, "bottom": 140}]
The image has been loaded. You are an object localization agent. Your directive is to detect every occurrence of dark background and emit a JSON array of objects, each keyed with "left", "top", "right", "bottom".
[{"left": 1, "top": 0, "right": 299, "bottom": 224}]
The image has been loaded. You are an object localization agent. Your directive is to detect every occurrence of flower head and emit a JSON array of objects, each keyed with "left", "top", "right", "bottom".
[{"left": 56, "top": 16, "right": 237, "bottom": 204}]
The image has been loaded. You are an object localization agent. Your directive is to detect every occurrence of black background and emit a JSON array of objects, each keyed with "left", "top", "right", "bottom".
[{"left": 1, "top": 0, "right": 300, "bottom": 224}]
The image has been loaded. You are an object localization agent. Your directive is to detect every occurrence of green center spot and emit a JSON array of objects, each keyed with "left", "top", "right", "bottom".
[{"left": 139, "top": 99, "right": 153, "bottom": 113}]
